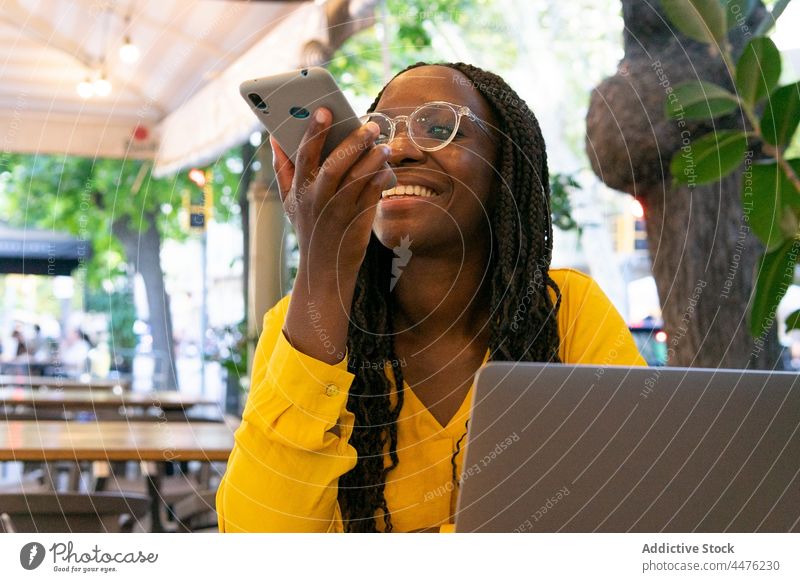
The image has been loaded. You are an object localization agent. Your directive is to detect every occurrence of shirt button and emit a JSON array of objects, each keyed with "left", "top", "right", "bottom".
[{"left": 324, "top": 384, "right": 339, "bottom": 397}]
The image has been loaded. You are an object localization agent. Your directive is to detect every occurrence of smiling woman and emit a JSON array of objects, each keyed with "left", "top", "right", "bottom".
[{"left": 216, "top": 62, "right": 645, "bottom": 533}]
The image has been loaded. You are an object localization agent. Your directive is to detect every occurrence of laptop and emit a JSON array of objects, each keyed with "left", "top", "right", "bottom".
[{"left": 454, "top": 362, "right": 800, "bottom": 532}]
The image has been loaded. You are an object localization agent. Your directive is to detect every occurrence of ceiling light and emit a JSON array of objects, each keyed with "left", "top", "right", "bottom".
[
  {"left": 93, "top": 76, "right": 112, "bottom": 97},
  {"left": 77, "top": 78, "right": 93, "bottom": 99},
  {"left": 119, "top": 36, "right": 140, "bottom": 63}
]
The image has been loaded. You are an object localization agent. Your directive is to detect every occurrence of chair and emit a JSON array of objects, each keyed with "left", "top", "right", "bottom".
[
  {"left": 97, "top": 470, "right": 206, "bottom": 503},
  {"left": 169, "top": 489, "right": 218, "bottom": 532},
  {"left": 0, "top": 492, "right": 150, "bottom": 533},
  {"left": 0, "top": 469, "right": 48, "bottom": 494}
]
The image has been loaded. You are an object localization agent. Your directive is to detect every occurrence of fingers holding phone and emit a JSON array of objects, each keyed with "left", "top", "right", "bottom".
[
  {"left": 292, "top": 107, "right": 333, "bottom": 193},
  {"left": 273, "top": 106, "right": 394, "bottom": 213},
  {"left": 286, "top": 109, "right": 393, "bottom": 271},
  {"left": 269, "top": 136, "right": 294, "bottom": 200},
  {"left": 313, "top": 118, "right": 395, "bottom": 205},
  {"left": 243, "top": 67, "right": 393, "bottom": 273}
]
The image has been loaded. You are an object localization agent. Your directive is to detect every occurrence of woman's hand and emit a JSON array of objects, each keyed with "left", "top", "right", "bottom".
[
  {"left": 274, "top": 107, "right": 394, "bottom": 364},
  {"left": 271, "top": 107, "right": 395, "bottom": 275}
]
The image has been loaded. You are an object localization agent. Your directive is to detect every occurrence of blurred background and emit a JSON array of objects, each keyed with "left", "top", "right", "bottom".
[{"left": 2, "top": 0, "right": 800, "bottom": 534}]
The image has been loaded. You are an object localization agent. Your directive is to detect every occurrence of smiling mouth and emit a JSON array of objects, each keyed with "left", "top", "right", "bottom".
[{"left": 381, "top": 184, "right": 437, "bottom": 199}]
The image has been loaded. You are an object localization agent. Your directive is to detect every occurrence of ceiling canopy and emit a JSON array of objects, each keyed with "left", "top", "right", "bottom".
[{"left": 0, "top": 0, "right": 375, "bottom": 176}]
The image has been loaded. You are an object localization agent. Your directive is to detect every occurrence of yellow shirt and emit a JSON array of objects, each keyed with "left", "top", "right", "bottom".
[{"left": 217, "top": 268, "right": 646, "bottom": 532}]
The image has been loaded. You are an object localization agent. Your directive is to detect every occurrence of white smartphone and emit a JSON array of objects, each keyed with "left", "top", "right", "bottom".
[{"left": 240, "top": 67, "right": 364, "bottom": 164}]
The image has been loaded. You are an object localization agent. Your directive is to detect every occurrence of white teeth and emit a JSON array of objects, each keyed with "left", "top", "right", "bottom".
[{"left": 381, "top": 184, "right": 435, "bottom": 198}]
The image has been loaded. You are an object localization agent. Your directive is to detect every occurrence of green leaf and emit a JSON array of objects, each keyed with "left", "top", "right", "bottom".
[
  {"left": 667, "top": 81, "right": 740, "bottom": 120},
  {"left": 761, "top": 82, "right": 800, "bottom": 148},
  {"left": 671, "top": 130, "right": 748, "bottom": 185},
  {"left": 661, "top": 0, "right": 728, "bottom": 45},
  {"left": 725, "top": 0, "right": 756, "bottom": 29},
  {"left": 751, "top": 237, "right": 800, "bottom": 337},
  {"left": 747, "top": 160, "right": 800, "bottom": 249},
  {"left": 786, "top": 309, "right": 800, "bottom": 331},
  {"left": 736, "top": 37, "right": 781, "bottom": 108}
]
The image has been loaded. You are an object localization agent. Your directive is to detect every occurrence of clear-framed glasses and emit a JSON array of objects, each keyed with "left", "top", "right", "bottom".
[{"left": 359, "top": 101, "right": 494, "bottom": 152}]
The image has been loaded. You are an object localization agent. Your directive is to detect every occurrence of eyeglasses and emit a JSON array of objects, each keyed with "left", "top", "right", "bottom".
[{"left": 359, "top": 101, "right": 494, "bottom": 152}]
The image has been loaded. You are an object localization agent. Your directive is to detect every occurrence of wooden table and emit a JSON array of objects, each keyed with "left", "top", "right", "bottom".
[
  {"left": 0, "top": 375, "right": 130, "bottom": 392},
  {"left": 0, "top": 418, "right": 238, "bottom": 531},
  {"left": 0, "top": 389, "right": 217, "bottom": 412},
  {"left": 0, "top": 419, "right": 237, "bottom": 462}
]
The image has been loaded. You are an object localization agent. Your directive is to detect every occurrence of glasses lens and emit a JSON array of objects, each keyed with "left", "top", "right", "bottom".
[
  {"left": 410, "top": 104, "right": 458, "bottom": 149},
  {"left": 361, "top": 114, "right": 393, "bottom": 144}
]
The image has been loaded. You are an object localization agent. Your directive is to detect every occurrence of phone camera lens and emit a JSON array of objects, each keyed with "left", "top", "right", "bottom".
[
  {"left": 290, "top": 106, "right": 310, "bottom": 119},
  {"left": 248, "top": 93, "right": 269, "bottom": 112},
  {"left": 300, "top": 69, "right": 308, "bottom": 77}
]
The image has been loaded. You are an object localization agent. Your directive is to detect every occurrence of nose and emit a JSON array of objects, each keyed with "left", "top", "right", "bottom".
[{"left": 387, "top": 120, "right": 425, "bottom": 166}]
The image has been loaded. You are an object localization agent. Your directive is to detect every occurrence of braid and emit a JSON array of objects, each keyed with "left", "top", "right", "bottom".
[
  {"left": 337, "top": 62, "right": 561, "bottom": 532},
  {"left": 438, "top": 63, "right": 562, "bottom": 363},
  {"left": 338, "top": 236, "right": 405, "bottom": 532}
]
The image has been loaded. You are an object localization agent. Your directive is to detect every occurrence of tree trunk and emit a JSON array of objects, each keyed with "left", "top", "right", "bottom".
[
  {"left": 585, "top": 0, "right": 783, "bottom": 369},
  {"left": 642, "top": 169, "right": 781, "bottom": 369},
  {"left": 112, "top": 211, "right": 177, "bottom": 389}
]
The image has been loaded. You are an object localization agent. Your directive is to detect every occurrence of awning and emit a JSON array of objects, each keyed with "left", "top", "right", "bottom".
[
  {"left": 153, "top": 2, "right": 329, "bottom": 176},
  {"left": 0, "top": 224, "right": 91, "bottom": 276},
  {"left": 0, "top": 1, "right": 375, "bottom": 176}
]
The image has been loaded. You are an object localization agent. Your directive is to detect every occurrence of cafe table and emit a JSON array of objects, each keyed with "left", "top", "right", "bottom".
[
  {"left": 0, "top": 418, "right": 238, "bottom": 531},
  {"left": 0, "top": 375, "right": 130, "bottom": 392},
  {"left": 0, "top": 388, "right": 218, "bottom": 413}
]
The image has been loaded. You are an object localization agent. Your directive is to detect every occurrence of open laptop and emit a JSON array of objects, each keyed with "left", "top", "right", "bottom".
[{"left": 454, "top": 362, "right": 800, "bottom": 532}]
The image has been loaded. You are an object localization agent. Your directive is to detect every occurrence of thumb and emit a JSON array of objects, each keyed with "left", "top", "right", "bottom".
[{"left": 270, "top": 136, "right": 295, "bottom": 201}]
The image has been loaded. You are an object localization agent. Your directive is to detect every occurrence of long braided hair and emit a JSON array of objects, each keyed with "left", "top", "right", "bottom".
[{"left": 338, "top": 62, "right": 562, "bottom": 532}]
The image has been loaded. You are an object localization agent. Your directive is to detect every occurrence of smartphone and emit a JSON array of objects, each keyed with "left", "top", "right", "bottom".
[{"left": 240, "top": 67, "right": 363, "bottom": 164}]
